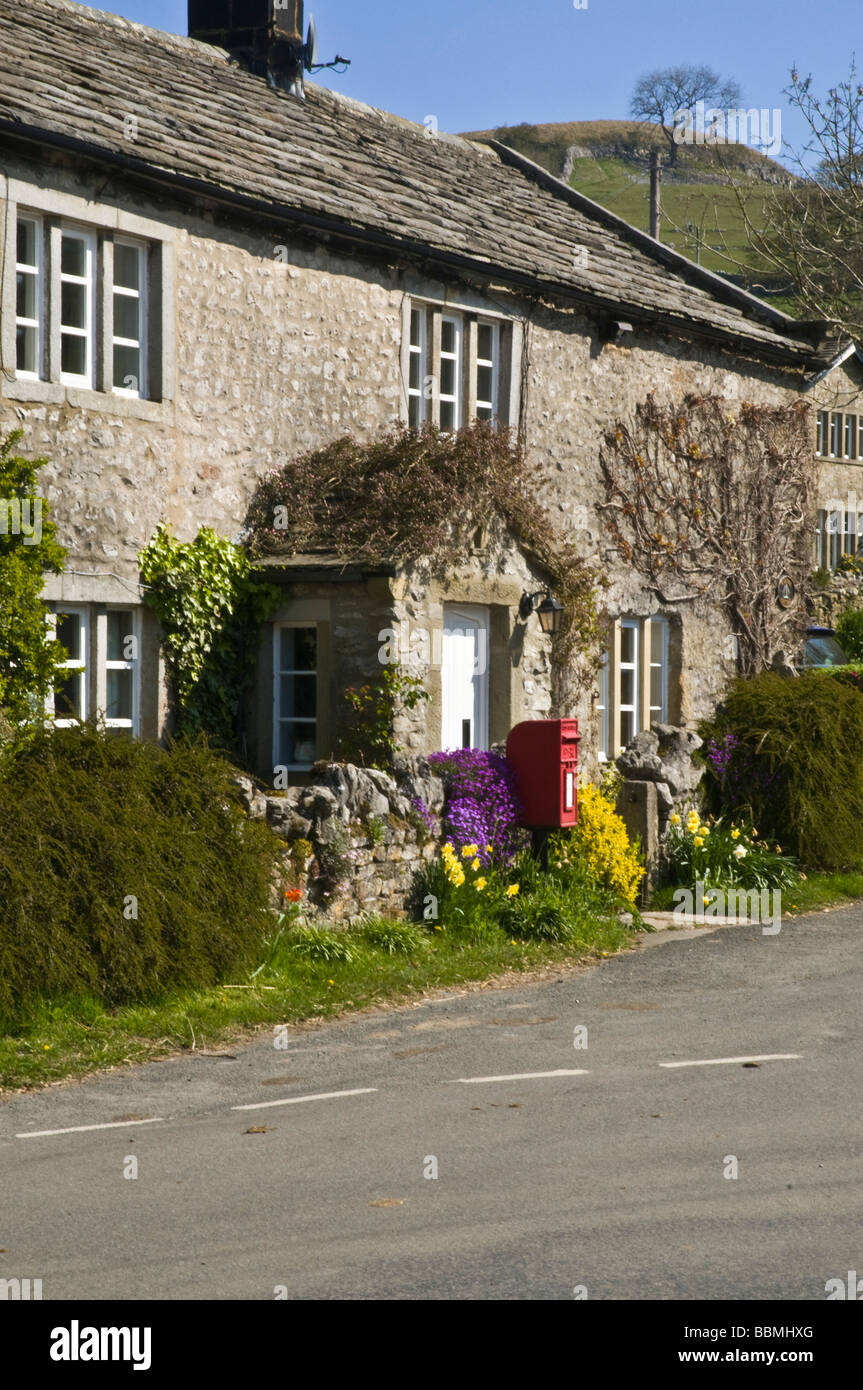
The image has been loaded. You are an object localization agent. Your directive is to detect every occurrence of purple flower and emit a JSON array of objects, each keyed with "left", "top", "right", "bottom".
[{"left": 428, "top": 749, "right": 527, "bottom": 866}]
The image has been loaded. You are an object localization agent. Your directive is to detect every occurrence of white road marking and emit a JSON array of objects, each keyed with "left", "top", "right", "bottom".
[
  {"left": 16, "top": 1118, "right": 164, "bottom": 1139},
  {"left": 448, "top": 1069, "right": 590, "bottom": 1084},
  {"left": 232, "top": 1087, "right": 378, "bottom": 1111},
  {"left": 658, "top": 1054, "right": 802, "bottom": 1069}
]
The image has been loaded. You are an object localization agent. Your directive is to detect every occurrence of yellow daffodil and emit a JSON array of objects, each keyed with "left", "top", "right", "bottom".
[
  {"left": 731, "top": 828, "right": 740, "bottom": 840},
  {"left": 461, "top": 844, "right": 479, "bottom": 858},
  {"left": 693, "top": 836, "right": 704, "bottom": 848},
  {"left": 474, "top": 877, "right": 487, "bottom": 892},
  {"left": 669, "top": 813, "right": 681, "bottom": 826},
  {"left": 471, "top": 858, "right": 481, "bottom": 871},
  {"left": 485, "top": 844, "right": 494, "bottom": 854},
  {"left": 506, "top": 883, "right": 520, "bottom": 896}
]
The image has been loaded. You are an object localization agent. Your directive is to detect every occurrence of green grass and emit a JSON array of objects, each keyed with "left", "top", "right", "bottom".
[
  {"left": 461, "top": 119, "right": 790, "bottom": 299},
  {"left": 567, "top": 156, "right": 771, "bottom": 277},
  {"left": 649, "top": 869, "right": 863, "bottom": 916},
  {"left": 0, "top": 913, "right": 635, "bottom": 1093}
]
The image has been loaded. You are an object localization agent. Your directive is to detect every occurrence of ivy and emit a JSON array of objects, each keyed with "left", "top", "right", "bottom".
[
  {"left": 0, "top": 428, "right": 66, "bottom": 738},
  {"left": 139, "top": 524, "right": 278, "bottom": 749}
]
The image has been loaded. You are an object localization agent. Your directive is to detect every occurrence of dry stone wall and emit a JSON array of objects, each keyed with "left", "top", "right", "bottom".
[{"left": 230, "top": 757, "right": 446, "bottom": 922}]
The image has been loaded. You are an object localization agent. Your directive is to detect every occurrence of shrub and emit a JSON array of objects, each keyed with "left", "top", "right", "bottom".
[
  {"left": 427, "top": 749, "right": 528, "bottom": 866},
  {"left": 497, "top": 892, "right": 572, "bottom": 942},
  {"left": 835, "top": 607, "right": 863, "bottom": 661},
  {"left": 0, "top": 428, "right": 67, "bottom": 731},
  {"left": 287, "top": 926, "right": 357, "bottom": 964},
  {"left": 700, "top": 671, "right": 863, "bottom": 868},
  {"left": 0, "top": 726, "right": 281, "bottom": 1033},
  {"left": 550, "top": 782, "right": 645, "bottom": 906},
  {"left": 352, "top": 917, "right": 428, "bottom": 954},
  {"left": 139, "top": 524, "right": 278, "bottom": 749}
]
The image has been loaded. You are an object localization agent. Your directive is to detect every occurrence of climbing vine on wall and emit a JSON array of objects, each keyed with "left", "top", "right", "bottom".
[
  {"left": 0, "top": 428, "right": 67, "bottom": 740},
  {"left": 245, "top": 421, "right": 603, "bottom": 701},
  {"left": 139, "top": 524, "right": 278, "bottom": 749}
]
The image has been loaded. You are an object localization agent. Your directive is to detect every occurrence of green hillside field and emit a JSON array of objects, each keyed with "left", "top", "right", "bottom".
[{"left": 463, "top": 119, "right": 793, "bottom": 303}]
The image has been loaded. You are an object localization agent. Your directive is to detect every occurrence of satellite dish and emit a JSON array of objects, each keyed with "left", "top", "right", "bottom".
[{"left": 305, "top": 15, "right": 319, "bottom": 70}]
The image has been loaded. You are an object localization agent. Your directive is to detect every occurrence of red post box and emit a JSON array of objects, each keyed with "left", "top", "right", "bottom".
[{"left": 506, "top": 718, "right": 580, "bottom": 828}]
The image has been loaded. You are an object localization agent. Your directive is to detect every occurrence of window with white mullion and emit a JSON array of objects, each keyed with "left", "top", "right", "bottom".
[
  {"left": 815, "top": 410, "right": 827, "bottom": 457},
  {"left": 649, "top": 616, "right": 669, "bottom": 723},
  {"left": 103, "top": 609, "right": 138, "bottom": 731},
  {"left": 274, "top": 625, "right": 318, "bottom": 770},
  {"left": 50, "top": 608, "right": 88, "bottom": 725},
  {"left": 439, "top": 315, "right": 462, "bottom": 431},
  {"left": 112, "top": 239, "right": 147, "bottom": 398},
  {"left": 475, "top": 319, "right": 499, "bottom": 422},
  {"left": 597, "top": 648, "right": 610, "bottom": 761},
  {"left": 15, "top": 216, "right": 43, "bottom": 379},
  {"left": 845, "top": 413, "right": 858, "bottom": 460},
  {"left": 59, "top": 229, "right": 96, "bottom": 387},
  {"left": 407, "top": 305, "right": 428, "bottom": 427},
  {"left": 618, "top": 619, "right": 640, "bottom": 748}
]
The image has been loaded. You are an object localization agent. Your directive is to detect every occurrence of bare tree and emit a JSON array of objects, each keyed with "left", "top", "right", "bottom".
[
  {"left": 630, "top": 64, "right": 743, "bottom": 166},
  {"left": 735, "top": 62, "right": 863, "bottom": 340},
  {"left": 598, "top": 394, "right": 814, "bottom": 675}
]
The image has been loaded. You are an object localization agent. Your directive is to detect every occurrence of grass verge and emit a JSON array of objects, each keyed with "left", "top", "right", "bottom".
[
  {"left": 0, "top": 914, "right": 635, "bottom": 1094},
  {"left": 649, "top": 869, "right": 863, "bottom": 916}
]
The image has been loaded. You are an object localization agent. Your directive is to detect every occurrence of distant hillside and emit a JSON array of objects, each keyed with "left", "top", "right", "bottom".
[{"left": 462, "top": 120, "right": 794, "bottom": 301}]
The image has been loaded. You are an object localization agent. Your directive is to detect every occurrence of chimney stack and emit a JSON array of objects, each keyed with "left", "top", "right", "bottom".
[{"left": 189, "top": 1, "right": 308, "bottom": 96}]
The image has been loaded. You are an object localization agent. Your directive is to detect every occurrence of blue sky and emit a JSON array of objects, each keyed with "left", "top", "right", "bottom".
[{"left": 98, "top": 0, "right": 857, "bottom": 164}]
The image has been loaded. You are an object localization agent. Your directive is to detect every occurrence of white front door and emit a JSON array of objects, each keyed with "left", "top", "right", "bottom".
[{"left": 441, "top": 604, "right": 489, "bottom": 750}]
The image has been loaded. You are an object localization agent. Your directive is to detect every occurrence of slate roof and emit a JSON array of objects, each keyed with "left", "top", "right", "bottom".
[{"left": 0, "top": 0, "right": 842, "bottom": 368}]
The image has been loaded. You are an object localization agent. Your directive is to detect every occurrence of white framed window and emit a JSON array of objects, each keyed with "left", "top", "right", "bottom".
[
  {"left": 59, "top": 228, "right": 96, "bottom": 387},
  {"left": 50, "top": 607, "right": 88, "bottom": 725},
  {"left": 407, "top": 305, "right": 428, "bottom": 427},
  {"left": 15, "top": 216, "right": 43, "bottom": 379},
  {"left": 649, "top": 616, "right": 669, "bottom": 723},
  {"left": 618, "top": 618, "right": 640, "bottom": 748},
  {"left": 102, "top": 609, "right": 139, "bottom": 732},
  {"left": 600, "top": 614, "right": 673, "bottom": 759},
  {"left": 274, "top": 625, "right": 317, "bottom": 770},
  {"left": 439, "top": 315, "right": 462, "bottom": 431},
  {"left": 475, "top": 319, "right": 499, "bottom": 421},
  {"left": 844, "top": 414, "right": 858, "bottom": 461},
  {"left": 597, "top": 649, "right": 610, "bottom": 762},
  {"left": 829, "top": 412, "right": 842, "bottom": 459},
  {"left": 815, "top": 410, "right": 827, "bottom": 457},
  {"left": 112, "top": 239, "right": 147, "bottom": 398},
  {"left": 405, "top": 302, "right": 508, "bottom": 429},
  {"left": 816, "top": 507, "right": 863, "bottom": 570}
]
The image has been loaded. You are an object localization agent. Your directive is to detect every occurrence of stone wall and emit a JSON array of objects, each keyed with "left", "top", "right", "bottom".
[
  {"left": 615, "top": 724, "right": 705, "bottom": 885},
  {"left": 230, "top": 756, "right": 446, "bottom": 922},
  {"left": 806, "top": 571, "right": 863, "bottom": 629}
]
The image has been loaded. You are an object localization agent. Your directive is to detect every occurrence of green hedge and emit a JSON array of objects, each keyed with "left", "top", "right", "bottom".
[
  {"left": 700, "top": 672, "right": 863, "bottom": 868},
  {"left": 0, "top": 727, "right": 280, "bottom": 1032}
]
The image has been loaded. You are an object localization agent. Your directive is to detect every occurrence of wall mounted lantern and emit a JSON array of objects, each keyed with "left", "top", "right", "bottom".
[{"left": 519, "top": 589, "right": 564, "bottom": 636}]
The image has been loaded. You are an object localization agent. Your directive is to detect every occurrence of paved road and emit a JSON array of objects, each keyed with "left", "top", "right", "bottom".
[{"left": 1, "top": 906, "right": 861, "bottom": 1300}]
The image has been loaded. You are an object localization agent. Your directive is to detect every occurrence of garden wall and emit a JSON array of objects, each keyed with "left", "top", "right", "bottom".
[{"left": 230, "top": 757, "right": 446, "bottom": 921}]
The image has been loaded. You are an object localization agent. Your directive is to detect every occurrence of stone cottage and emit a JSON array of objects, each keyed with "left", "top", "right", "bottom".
[{"left": 1, "top": 0, "right": 861, "bottom": 787}]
